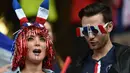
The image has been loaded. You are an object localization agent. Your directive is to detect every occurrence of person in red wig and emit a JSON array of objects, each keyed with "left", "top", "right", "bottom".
[{"left": 0, "top": 0, "right": 55, "bottom": 73}]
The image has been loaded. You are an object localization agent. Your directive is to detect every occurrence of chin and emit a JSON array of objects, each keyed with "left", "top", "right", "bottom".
[
  {"left": 90, "top": 45, "right": 99, "bottom": 50},
  {"left": 30, "top": 57, "right": 44, "bottom": 64},
  {"left": 28, "top": 55, "right": 45, "bottom": 63}
]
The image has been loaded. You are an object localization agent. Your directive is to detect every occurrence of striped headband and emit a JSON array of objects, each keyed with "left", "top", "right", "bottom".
[
  {"left": 12, "top": 0, "right": 49, "bottom": 27},
  {"left": 76, "top": 22, "right": 111, "bottom": 37}
]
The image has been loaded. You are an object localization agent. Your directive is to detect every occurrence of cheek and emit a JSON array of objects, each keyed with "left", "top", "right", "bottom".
[
  {"left": 84, "top": 36, "right": 89, "bottom": 41},
  {"left": 40, "top": 48, "right": 46, "bottom": 59},
  {"left": 26, "top": 43, "right": 33, "bottom": 49},
  {"left": 26, "top": 49, "right": 32, "bottom": 59},
  {"left": 26, "top": 43, "right": 34, "bottom": 55},
  {"left": 41, "top": 42, "right": 46, "bottom": 49},
  {"left": 27, "top": 48, "right": 32, "bottom": 55},
  {"left": 98, "top": 35, "right": 108, "bottom": 44},
  {"left": 41, "top": 43, "right": 47, "bottom": 54},
  {"left": 42, "top": 49, "right": 46, "bottom": 55},
  {"left": 42, "top": 46, "right": 46, "bottom": 54},
  {"left": 25, "top": 43, "right": 31, "bottom": 56}
]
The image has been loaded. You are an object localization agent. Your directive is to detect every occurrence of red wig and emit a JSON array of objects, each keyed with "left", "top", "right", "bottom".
[{"left": 12, "top": 25, "right": 55, "bottom": 71}]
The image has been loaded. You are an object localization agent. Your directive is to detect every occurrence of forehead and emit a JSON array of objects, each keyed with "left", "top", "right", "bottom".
[{"left": 81, "top": 13, "right": 104, "bottom": 27}]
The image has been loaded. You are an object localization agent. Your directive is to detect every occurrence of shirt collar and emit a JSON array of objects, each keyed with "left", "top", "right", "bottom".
[{"left": 87, "top": 45, "right": 115, "bottom": 62}]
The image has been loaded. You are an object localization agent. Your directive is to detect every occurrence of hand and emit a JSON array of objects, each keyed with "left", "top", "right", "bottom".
[{"left": 0, "top": 64, "right": 11, "bottom": 73}]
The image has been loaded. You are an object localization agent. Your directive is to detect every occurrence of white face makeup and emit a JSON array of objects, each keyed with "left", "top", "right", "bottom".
[{"left": 33, "top": 49, "right": 42, "bottom": 60}]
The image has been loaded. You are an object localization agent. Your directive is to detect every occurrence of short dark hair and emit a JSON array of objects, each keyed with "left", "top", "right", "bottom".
[{"left": 78, "top": 2, "right": 112, "bottom": 23}]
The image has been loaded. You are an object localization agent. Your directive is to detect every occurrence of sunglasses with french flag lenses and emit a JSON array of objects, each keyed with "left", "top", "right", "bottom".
[
  {"left": 82, "top": 26, "right": 99, "bottom": 36},
  {"left": 76, "top": 24, "right": 108, "bottom": 37}
]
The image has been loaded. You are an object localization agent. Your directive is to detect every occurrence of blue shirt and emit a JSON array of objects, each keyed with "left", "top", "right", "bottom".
[{"left": 82, "top": 46, "right": 115, "bottom": 73}]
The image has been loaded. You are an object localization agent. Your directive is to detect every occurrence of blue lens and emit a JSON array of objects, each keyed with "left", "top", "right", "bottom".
[
  {"left": 90, "top": 26, "right": 98, "bottom": 35},
  {"left": 82, "top": 26, "right": 99, "bottom": 36},
  {"left": 82, "top": 27, "right": 88, "bottom": 36}
]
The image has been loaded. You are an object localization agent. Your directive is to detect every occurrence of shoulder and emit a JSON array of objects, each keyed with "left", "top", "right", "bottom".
[
  {"left": 113, "top": 42, "right": 130, "bottom": 52},
  {"left": 113, "top": 42, "right": 130, "bottom": 58},
  {"left": 43, "top": 69, "right": 55, "bottom": 73},
  {"left": 4, "top": 67, "right": 21, "bottom": 73}
]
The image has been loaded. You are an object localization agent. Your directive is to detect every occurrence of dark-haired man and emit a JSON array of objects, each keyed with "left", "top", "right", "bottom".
[{"left": 67, "top": 2, "right": 130, "bottom": 73}]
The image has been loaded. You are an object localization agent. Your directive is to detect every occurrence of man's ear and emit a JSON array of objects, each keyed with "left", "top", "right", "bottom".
[{"left": 106, "top": 23, "right": 113, "bottom": 33}]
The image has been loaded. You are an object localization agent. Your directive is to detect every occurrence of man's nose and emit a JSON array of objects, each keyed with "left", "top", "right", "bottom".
[{"left": 88, "top": 32, "right": 95, "bottom": 39}]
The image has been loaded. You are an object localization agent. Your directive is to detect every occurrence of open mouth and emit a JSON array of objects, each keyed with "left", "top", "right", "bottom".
[{"left": 33, "top": 49, "right": 41, "bottom": 56}]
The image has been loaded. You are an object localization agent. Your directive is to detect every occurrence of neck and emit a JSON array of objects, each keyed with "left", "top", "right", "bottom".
[
  {"left": 92, "top": 39, "right": 113, "bottom": 60},
  {"left": 22, "top": 60, "right": 44, "bottom": 73}
]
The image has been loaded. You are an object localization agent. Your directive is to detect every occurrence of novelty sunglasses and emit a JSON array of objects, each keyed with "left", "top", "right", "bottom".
[{"left": 76, "top": 22, "right": 112, "bottom": 37}]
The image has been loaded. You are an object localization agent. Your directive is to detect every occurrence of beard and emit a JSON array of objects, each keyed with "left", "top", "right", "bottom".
[{"left": 89, "top": 35, "right": 109, "bottom": 50}]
